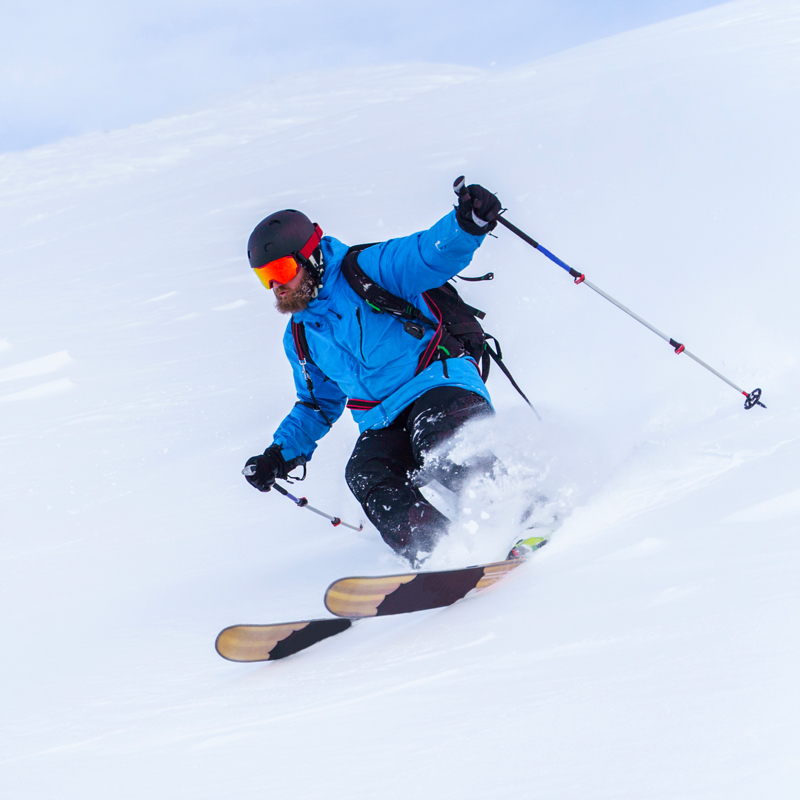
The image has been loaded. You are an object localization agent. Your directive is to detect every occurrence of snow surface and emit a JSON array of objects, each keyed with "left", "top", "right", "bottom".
[{"left": 2, "top": 1, "right": 800, "bottom": 796}]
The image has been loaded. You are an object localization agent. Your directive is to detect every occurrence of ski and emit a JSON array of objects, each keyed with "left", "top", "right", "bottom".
[
  {"left": 215, "top": 618, "right": 352, "bottom": 662},
  {"left": 216, "top": 537, "right": 547, "bottom": 661},
  {"left": 325, "top": 555, "right": 530, "bottom": 618}
]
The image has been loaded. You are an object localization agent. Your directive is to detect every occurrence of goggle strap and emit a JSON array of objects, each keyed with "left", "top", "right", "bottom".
[{"left": 298, "top": 224, "right": 323, "bottom": 259}]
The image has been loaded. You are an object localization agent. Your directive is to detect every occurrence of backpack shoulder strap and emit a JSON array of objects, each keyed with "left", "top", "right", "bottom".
[
  {"left": 340, "top": 244, "right": 439, "bottom": 337},
  {"left": 289, "top": 318, "right": 332, "bottom": 428},
  {"left": 338, "top": 245, "right": 536, "bottom": 411},
  {"left": 290, "top": 318, "right": 312, "bottom": 365}
]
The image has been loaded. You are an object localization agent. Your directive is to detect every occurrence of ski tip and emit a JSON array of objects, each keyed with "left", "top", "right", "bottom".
[
  {"left": 325, "top": 574, "right": 417, "bottom": 618},
  {"left": 215, "top": 618, "right": 352, "bottom": 662}
]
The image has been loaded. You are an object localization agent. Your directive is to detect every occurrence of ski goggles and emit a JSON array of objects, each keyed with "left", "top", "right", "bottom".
[{"left": 253, "top": 255, "right": 301, "bottom": 289}]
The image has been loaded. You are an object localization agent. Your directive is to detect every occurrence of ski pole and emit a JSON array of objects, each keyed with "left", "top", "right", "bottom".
[
  {"left": 453, "top": 177, "right": 766, "bottom": 410},
  {"left": 272, "top": 483, "right": 364, "bottom": 531},
  {"left": 242, "top": 465, "right": 363, "bottom": 531}
]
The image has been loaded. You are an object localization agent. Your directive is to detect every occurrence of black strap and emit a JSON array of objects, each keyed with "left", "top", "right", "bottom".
[
  {"left": 340, "top": 246, "right": 439, "bottom": 331},
  {"left": 484, "top": 337, "right": 534, "bottom": 410},
  {"left": 456, "top": 272, "right": 494, "bottom": 282},
  {"left": 342, "top": 247, "right": 472, "bottom": 373}
]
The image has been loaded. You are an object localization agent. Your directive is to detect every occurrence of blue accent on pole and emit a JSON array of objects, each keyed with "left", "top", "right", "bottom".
[{"left": 537, "top": 244, "right": 573, "bottom": 274}]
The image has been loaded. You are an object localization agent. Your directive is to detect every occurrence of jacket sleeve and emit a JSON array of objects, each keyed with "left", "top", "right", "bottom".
[
  {"left": 356, "top": 209, "right": 485, "bottom": 298},
  {"left": 270, "top": 324, "right": 347, "bottom": 462}
]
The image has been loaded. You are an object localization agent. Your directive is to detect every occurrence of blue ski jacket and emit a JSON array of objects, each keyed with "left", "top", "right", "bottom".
[{"left": 271, "top": 209, "right": 493, "bottom": 464}]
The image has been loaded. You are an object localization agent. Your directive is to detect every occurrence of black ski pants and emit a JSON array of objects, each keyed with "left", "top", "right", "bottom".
[{"left": 345, "top": 385, "right": 494, "bottom": 561}]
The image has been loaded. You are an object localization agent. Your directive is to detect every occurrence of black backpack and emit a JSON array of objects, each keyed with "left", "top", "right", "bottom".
[{"left": 291, "top": 244, "right": 533, "bottom": 424}]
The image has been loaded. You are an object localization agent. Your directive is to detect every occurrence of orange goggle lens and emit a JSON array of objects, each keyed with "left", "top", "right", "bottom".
[{"left": 253, "top": 255, "right": 300, "bottom": 289}]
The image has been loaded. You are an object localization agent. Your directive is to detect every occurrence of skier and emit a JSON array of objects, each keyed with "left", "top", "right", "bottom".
[{"left": 243, "top": 183, "right": 502, "bottom": 565}]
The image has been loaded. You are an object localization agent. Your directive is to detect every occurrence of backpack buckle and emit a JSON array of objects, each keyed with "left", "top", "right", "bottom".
[{"left": 403, "top": 320, "right": 425, "bottom": 339}]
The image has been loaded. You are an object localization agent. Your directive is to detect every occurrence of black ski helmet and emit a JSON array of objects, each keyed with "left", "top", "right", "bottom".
[
  {"left": 247, "top": 209, "right": 325, "bottom": 292},
  {"left": 247, "top": 209, "right": 313, "bottom": 268}
]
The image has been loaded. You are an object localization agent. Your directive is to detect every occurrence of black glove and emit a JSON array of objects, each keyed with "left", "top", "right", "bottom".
[
  {"left": 456, "top": 183, "right": 501, "bottom": 236},
  {"left": 243, "top": 445, "right": 287, "bottom": 492},
  {"left": 243, "top": 445, "right": 307, "bottom": 492}
]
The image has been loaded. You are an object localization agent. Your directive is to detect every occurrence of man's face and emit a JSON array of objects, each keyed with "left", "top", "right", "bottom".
[{"left": 273, "top": 266, "right": 315, "bottom": 314}]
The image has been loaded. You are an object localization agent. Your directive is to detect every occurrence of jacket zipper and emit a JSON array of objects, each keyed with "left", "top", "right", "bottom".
[{"left": 355, "top": 307, "right": 366, "bottom": 361}]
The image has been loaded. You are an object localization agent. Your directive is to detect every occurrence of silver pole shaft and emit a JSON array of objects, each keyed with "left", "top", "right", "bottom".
[{"left": 582, "top": 278, "right": 747, "bottom": 395}]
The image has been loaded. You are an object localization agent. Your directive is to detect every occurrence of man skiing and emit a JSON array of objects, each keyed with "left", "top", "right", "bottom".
[{"left": 243, "top": 183, "right": 502, "bottom": 565}]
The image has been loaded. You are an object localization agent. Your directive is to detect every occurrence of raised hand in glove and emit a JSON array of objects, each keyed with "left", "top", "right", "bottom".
[
  {"left": 455, "top": 181, "right": 502, "bottom": 236},
  {"left": 243, "top": 445, "right": 287, "bottom": 492}
]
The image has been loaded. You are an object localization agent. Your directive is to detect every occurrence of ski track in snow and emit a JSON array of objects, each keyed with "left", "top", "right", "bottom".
[
  {"left": 0, "top": 377, "right": 76, "bottom": 403},
  {"left": 0, "top": 350, "right": 71, "bottom": 383},
  {"left": 721, "top": 485, "right": 800, "bottom": 524},
  {"left": 2, "top": 2, "right": 800, "bottom": 798}
]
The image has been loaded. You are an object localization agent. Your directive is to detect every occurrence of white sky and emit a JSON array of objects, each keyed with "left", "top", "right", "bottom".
[{"left": 1, "top": 0, "right": 725, "bottom": 154}]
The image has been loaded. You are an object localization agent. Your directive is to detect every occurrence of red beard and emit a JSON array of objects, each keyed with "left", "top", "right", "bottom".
[{"left": 275, "top": 272, "right": 315, "bottom": 314}]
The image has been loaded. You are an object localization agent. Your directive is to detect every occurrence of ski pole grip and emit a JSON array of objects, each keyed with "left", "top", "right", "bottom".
[
  {"left": 454, "top": 175, "right": 495, "bottom": 229},
  {"left": 453, "top": 175, "right": 469, "bottom": 199},
  {"left": 242, "top": 464, "right": 256, "bottom": 477}
]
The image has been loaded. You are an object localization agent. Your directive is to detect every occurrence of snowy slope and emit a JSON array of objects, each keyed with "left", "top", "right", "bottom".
[{"left": 2, "top": 1, "right": 800, "bottom": 797}]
